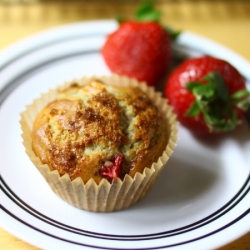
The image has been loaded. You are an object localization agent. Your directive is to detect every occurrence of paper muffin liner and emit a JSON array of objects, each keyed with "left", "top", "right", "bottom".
[{"left": 20, "top": 74, "right": 178, "bottom": 212}]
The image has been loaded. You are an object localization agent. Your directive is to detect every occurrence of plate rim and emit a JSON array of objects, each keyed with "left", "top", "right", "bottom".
[{"left": 0, "top": 20, "right": 250, "bottom": 250}]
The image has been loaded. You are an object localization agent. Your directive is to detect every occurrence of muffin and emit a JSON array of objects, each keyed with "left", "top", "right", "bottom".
[{"left": 20, "top": 75, "right": 178, "bottom": 212}]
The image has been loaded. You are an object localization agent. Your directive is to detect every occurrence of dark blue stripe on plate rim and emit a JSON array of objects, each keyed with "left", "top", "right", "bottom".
[
  {"left": 1, "top": 24, "right": 250, "bottom": 248},
  {"left": 1, "top": 174, "right": 249, "bottom": 241},
  {"left": 1, "top": 204, "right": 249, "bottom": 249},
  {"left": 0, "top": 20, "right": 116, "bottom": 72},
  {"left": 0, "top": 50, "right": 98, "bottom": 105}
]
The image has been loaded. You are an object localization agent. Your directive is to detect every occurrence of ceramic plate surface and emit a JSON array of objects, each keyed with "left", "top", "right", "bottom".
[{"left": 0, "top": 20, "right": 249, "bottom": 250}]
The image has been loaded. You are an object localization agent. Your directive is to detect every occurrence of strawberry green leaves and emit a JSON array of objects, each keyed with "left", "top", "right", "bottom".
[
  {"left": 116, "top": 1, "right": 159, "bottom": 23},
  {"left": 117, "top": 1, "right": 181, "bottom": 41},
  {"left": 185, "top": 71, "right": 250, "bottom": 132},
  {"left": 135, "top": 1, "right": 161, "bottom": 22},
  {"left": 231, "top": 89, "right": 250, "bottom": 110},
  {"left": 136, "top": 1, "right": 181, "bottom": 41},
  {"left": 165, "top": 26, "right": 182, "bottom": 42}
]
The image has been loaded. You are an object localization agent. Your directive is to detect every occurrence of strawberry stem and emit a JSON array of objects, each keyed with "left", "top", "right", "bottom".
[
  {"left": 165, "top": 26, "right": 181, "bottom": 41},
  {"left": 185, "top": 71, "right": 250, "bottom": 132},
  {"left": 116, "top": 1, "right": 181, "bottom": 41},
  {"left": 135, "top": 1, "right": 161, "bottom": 22}
]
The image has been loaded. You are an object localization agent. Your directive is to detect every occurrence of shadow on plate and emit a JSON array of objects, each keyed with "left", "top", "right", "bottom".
[
  {"left": 133, "top": 155, "right": 219, "bottom": 211},
  {"left": 192, "top": 118, "right": 250, "bottom": 148}
]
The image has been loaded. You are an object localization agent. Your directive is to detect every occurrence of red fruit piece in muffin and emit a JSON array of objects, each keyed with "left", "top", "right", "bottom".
[{"left": 99, "top": 154, "right": 123, "bottom": 182}]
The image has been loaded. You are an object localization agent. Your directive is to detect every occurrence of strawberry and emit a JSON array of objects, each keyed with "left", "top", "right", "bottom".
[
  {"left": 102, "top": 21, "right": 171, "bottom": 86},
  {"left": 99, "top": 154, "right": 123, "bottom": 182},
  {"left": 164, "top": 56, "right": 250, "bottom": 135},
  {"left": 101, "top": 2, "right": 178, "bottom": 86}
]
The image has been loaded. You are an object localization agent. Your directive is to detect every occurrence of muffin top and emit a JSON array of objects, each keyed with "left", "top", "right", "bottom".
[{"left": 32, "top": 80, "right": 169, "bottom": 184}]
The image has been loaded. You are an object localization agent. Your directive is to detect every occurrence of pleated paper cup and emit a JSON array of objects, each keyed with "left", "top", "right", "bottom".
[{"left": 20, "top": 74, "right": 178, "bottom": 212}]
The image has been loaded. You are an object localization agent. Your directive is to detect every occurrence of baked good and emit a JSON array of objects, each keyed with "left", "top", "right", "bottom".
[
  {"left": 31, "top": 80, "right": 169, "bottom": 184},
  {"left": 20, "top": 75, "right": 178, "bottom": 212}
]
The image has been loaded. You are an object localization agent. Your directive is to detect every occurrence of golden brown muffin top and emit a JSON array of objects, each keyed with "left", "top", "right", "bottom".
[{"left": 32, "top": 80, "right": 169, "bottom": 184}]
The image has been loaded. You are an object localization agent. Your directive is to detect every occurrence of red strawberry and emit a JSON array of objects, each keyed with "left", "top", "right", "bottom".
[
  {"left": 164, "top": 56, "right": 250, "bottom": 135},
  {"left": 99, "top": 154, "right": 123, "bottom": 182},
  {"left": 102, "top": 21, "right": 172, "bottom": 86}
]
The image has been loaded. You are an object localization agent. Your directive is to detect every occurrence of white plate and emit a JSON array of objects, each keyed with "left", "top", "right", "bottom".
[{"left": 0, "top": 20, "right": 249, "bottom": 250}]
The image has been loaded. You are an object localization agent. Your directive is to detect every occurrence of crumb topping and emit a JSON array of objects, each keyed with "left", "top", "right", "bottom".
[{"left": 32, "top": 80, "right": 168, "bottom": 183}]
